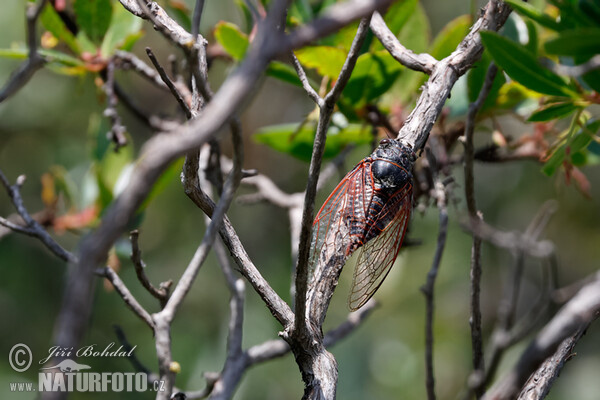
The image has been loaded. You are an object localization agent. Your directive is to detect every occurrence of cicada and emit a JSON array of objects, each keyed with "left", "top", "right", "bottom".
[{"left": 308, "top": 139, "right": 415, "bottom": 311}]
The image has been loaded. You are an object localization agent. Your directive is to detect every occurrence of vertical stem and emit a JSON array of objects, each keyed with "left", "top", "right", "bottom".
[
  {"left": 464, "top": 63, "right": 498, "bottom": 398},
  {"left": 421, "top": 182, "right": 449, "bottom": 400}
]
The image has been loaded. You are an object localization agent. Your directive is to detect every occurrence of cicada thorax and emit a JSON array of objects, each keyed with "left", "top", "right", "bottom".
[{"left": 344, "top": 139, "right": 414, "bottom": 255}]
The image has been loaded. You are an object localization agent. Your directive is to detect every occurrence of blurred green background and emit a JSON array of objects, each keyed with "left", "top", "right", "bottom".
[{"left": 1, "top": 1, "right": 599, "bottom": 399}]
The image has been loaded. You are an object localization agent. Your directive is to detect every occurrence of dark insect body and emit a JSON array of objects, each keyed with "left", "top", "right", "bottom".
[{"left": 309, "top": 139, "right": 415, "bottom": 310}]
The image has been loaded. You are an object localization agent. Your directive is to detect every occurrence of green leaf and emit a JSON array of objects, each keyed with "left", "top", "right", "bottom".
[
  {"left": 578, "top": 0, "right": 600, "bottom": 26},
  {"left": 528, "top": 102, "right": 580, "bottom": 122},
  {"left": 371, "top": 0, "right": 418, "bottom": 52},
  {"left": 266, "top": 61, "right": 304, "bottom": 88},
  {"left": 383, "top": 0, "right": 419, "bottom": 38},
  {"left": 571, "top": 120, "right": 600, "bottom": 153},
  {"left": 396, "top": 3, "right": 430, "bottom": 54},
  {"left": 343, "top": 51, "right": 403, "bottom": 106},
  {"left": 0, "top": 47, "right": 86, "bottom": 75},
  {"left": 214, "top": 21, "right": 249, "bottom": 61},
  {"left": 544, "top": 28, "right": 600, "bottom": 56},
  {"left": 525, "top": 19, "right": 538, "bottom": 55},
  {"left": 318, "top": 22, "right": 360, "bottom": 51},
  {"left": 289, "top": 0, "right": 313, "bottom": 24},
  {"left": 253, "top": 123, "right": 371, "bottom": 161},
  {"left": 100, "top": 3, "right": 143, "bottom": 57},
  {"left": 542, "top": 146, "right": 566, "bottom": 176},
  {"left": 76, "top": 31, "right": 99, "bottom": 54},
  {"left": 430, "top": 15, "right": 471, "bottom": 60},
  {"left": 503, "top": 0, "right": 562, "bottom": 31},
  {"left": 480, "top": 31, "right": 576, "bottom": 97},
  {"left": 40, "top": 5, "right": 81, "bottom": 54},
  {"left": 295, "top": 46, "right": 347, "bottom": 78},
  {"left": 74, "top": 0, "right": 113, "bottom": 44},
  {"left": 542, "top": 119, "right": 600, "bottom": 175},
  {"left": 138, "top": 158, "right": 184, "bottom": 212},
  {"left": 467, "top": 51, "right": 506, "bottom": 110}
]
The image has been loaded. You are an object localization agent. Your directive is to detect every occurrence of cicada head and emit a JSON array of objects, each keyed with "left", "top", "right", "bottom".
[{"left": 371, "top": 139, "right": 415, "bottom": 192}]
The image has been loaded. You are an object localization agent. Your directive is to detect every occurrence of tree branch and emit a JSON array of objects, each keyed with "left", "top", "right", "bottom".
[
  {"left": 397, "top": 0, "right": 511, "bottom": 150},
  {"left": 145, "top": 47, "right": 193, "bottom": 119},
  {"left": 484, "top": 272, "right": 600, "bottom": 400},
  {"left": 130, "top": 230, "right": 172, "bottom": 308},
  {"left": 0, "top": 0, "right": 48, "bottom": 103},
  {"left": 464, "top": 63, "right": 498, "bottom": 399},
  {"left": 97, "top": 266, "right": 155, "bottom": 330},
  {"left": 103, "top": 59, "right": 129, "bottom": 150},
  {"left": 370, "top": 11, "right": 437, "bottom": 74},
  {"left": 420, "top": 180, "right": 449, "bottom": 400},
  {"left": 0, "top": 170, "right": 75, "bottom": 263}
]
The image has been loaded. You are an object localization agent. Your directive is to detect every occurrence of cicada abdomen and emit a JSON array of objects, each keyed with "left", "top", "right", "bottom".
[{"left": 308, "top": 139, "right": 415, "bottom": 311}]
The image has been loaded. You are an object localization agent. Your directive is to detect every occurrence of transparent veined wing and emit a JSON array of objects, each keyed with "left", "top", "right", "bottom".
[
  {"left": 308, "top": 163, "right": 372, "bottom": 283},
  {"left": 348, "top": 185, "right": 412, "bottom": 311}
]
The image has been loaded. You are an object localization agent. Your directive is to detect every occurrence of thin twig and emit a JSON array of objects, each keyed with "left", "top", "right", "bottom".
[
  {"left": 466, "top": 201, "right": 558, "bottom": 397},
  {"left": 183, "top": 150, "right": 294, "bottom": 327},
  {"left": 0, "top": 170, "right": 75, "bottom": 263},
  {"left": 464, "top": 217, "right": 555, "bottom": 259},
  {"left": 463, "top": 63, "right": 498, "bottom": 399},
  {"left": 146, "top": 47, "right": 193, "bottom": 119},
  {"left": 420, "top": 180, "right": 449, "bottom": 400},
  {"left": 483, "top": 272, "right": 600, "bottom": 400},
  {"left": 114, "top": 50, "right": 168, "bottom": 89},
  {"left": 541, "top": 55, "right": 600, "bottom": 78},
  {"left": 0, "top": 0, "right": 48, "bottom": 103},
  {"left": 130, "top": 230, "right": 172, "bottom": 308},
  {"left": 113, "top": 82, "right": 178, "bottom": 131},
  {"left": 191, "top": 0, "right": 205, "bottom": 38},
  {"left": 370, "top": 11, "right": 437, "bottom": 74},
  {"left": 103, "top": 59, "right": 129, "bottom": 150},
  {"left": 290, "top": 53, "right": 323, "bottom": 106},
  {"left": 97, "top": 266, "right": 155, "bottom": 329}
]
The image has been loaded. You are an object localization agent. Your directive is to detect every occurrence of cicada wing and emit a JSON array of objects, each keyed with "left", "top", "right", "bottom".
[
  {"left": 348, "top": 187, "right": 412, "bottom": 311},
  {"left": 308, "top": 164, "right": 369, "bottom": 284}
]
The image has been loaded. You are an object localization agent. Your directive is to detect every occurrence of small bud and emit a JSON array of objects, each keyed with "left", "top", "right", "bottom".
[{"left": 169, "top": 361, "right": 181, "bottom": 374}]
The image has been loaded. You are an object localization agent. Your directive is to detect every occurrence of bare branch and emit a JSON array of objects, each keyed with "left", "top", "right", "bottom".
[
  {"left": 290, "top": 53, "right": 324, "bottom": 106},
  {"left": 103, "top": 59, "right": 129, "bottom": 150},
  {"left": 114, "top": 50, "right": 168, "bottom": 89},
  {"left": 245, "top": 300, "right": 378, "bottom": 367},
  {"left": 160, "top": 125, "right": 243, "bottom": 325},
  {"left": 183, "top": 149, "right": 295, "bottom": 327},
  {"left": 0, "top": 0, "right": 48, "bottom": 103},
  {"left": 515, "top": 329, "right": 584, "bottom": 400},
  {"left": 191, "top": 0, "right": 205, "bottom": 38},
  {"left": 119, "top": 0, "right": 201, "bottom": 49},
  {"left": 464, "top": 218, "right": 555, "bottom": 259},
  {"left": 463, "top": 64, "right": 499, "bottom": 398},
  {"left": 541, "top": 55, "right": 600, "bottom": 77},
  {"left": 290, "top": 16, "right": 373, "bottom": 400},
  {"left": 420, "top": 180, "right": 449, "bottom": 400},
  {"left": 0, "top": 170, "right": 75, "bottom": 263},
  {"left": 130, "top": 230, "right": 172, "bottom": 308},
  {"left": 97, "top": 266, "right": 155, "bottom": 330},
  {"left": 294, "top": 15, "right": 372, "bottom": 338},
  {"left": 397, "top": 0, "right": 511, "bottom": 150},
  {"left": 370, "top": 11, "right": 437, "bottom": 74},
  {"left": 484, "top": 272, "right": 600, "bottom": 400},
  {"left": 283, "top": 0, "right": 392, "bottom": 51},
  {"left": 145, "top": 47, "right": 193, "bottom": 119}
]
